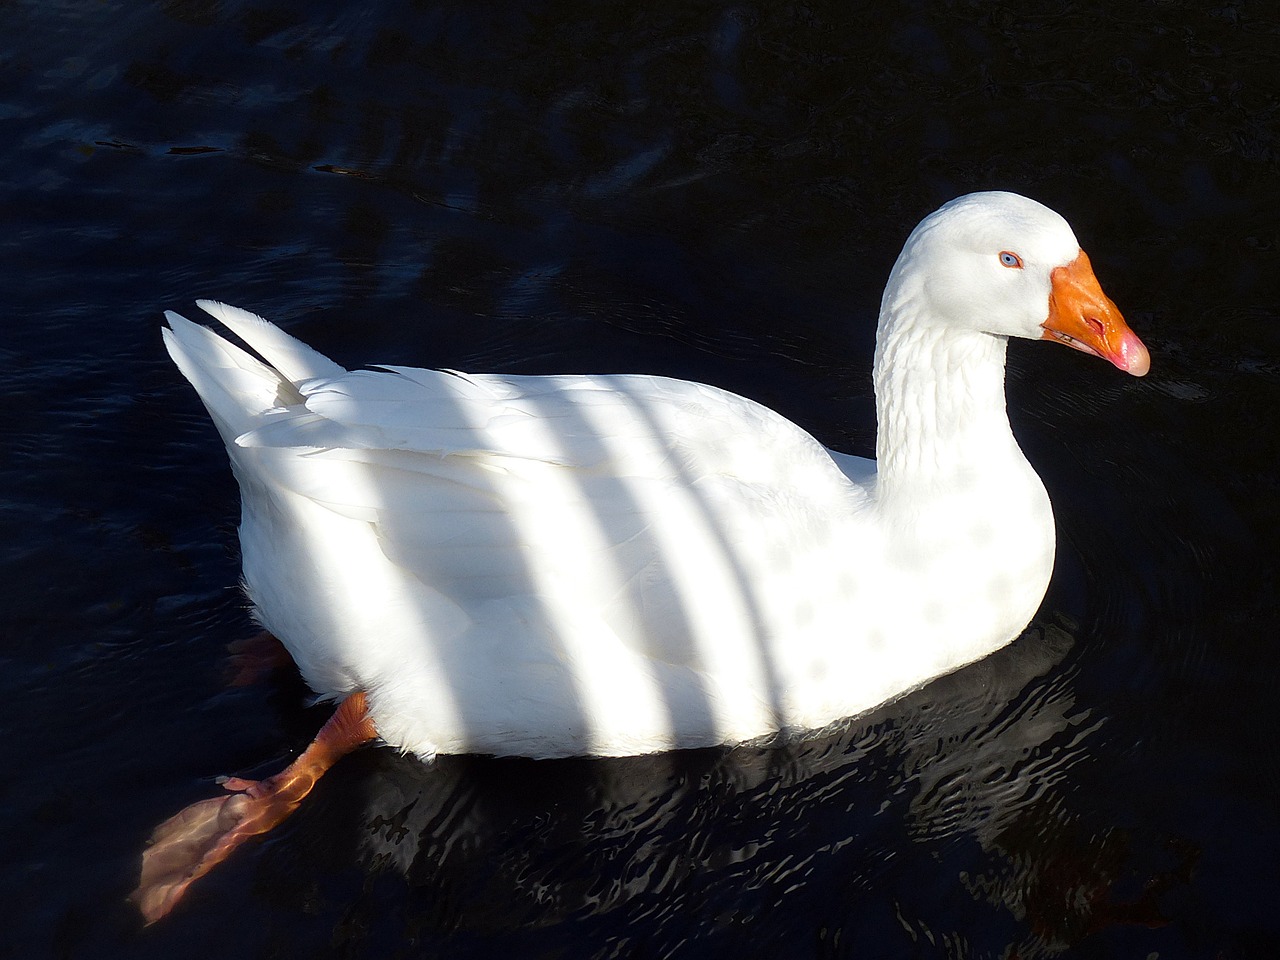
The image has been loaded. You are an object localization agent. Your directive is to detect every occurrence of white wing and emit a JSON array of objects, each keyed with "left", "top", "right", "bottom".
[
  {"left": 165, "top": 303, "right": 877, "bottom": 752},
  {"left": 232, "top": 363, "right": 870, "bottom": 671}
]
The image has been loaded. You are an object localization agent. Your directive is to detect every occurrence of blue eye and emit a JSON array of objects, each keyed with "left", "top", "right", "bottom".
[{"left": 999, "top": 251, "right": 1022, "bottom": 268}]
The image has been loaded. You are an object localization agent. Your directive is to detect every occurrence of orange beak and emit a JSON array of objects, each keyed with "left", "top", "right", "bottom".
[{"left": 1040, "top": 250, "right": 1150, "bottom": 376}]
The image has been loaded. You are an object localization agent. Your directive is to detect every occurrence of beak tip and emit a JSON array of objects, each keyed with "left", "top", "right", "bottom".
[{"left": 1118, "top": 334, "right": 1151, "bottom": 377}]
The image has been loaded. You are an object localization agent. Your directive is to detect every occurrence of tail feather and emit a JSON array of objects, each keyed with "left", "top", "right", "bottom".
[
  {"left": 165, "top": 303, "right": 350, "bottom": 447},
  {"left": 164, "top": 309, "right": 293, "bottom": 445},
  {"left": 196, "top": 300, "right": 346, "bottom": 384}
]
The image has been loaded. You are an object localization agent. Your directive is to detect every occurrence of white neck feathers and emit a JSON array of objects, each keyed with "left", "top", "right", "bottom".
[{"left": 872, "top": 278, "right": 1023, "bottom": 502}]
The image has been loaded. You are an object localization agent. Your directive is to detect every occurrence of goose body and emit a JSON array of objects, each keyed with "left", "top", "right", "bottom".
[
  {"left": 139, "top": 192, "right": 1150, "bottom": 921},
  {"left": 163, "top": 192, "right": 1148, "bottom": 762}
]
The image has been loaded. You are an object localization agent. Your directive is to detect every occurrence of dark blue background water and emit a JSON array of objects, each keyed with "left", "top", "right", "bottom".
[{"left": 4, "top": 2, "right": 1279, "bottom": 957}]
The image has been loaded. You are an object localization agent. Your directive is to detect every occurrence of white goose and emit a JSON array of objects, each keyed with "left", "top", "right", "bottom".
[{"left": 136, "top": 191, "right": 1148, "bottom": 921}]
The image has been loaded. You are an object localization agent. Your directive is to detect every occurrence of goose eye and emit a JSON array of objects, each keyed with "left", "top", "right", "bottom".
[{"left": 999, "top": 251, "right": 1023, "bottom": 268}]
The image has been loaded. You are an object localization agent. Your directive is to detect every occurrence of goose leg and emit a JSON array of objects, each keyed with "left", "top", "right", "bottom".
[
  {"left": 132, "top": 691, "right": 378, "bottom": 924},
  {"left": 224, "top": 630, "right": 294, "bottom": 686}
]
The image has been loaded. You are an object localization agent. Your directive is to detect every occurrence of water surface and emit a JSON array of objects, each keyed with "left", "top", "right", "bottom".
[{"left": 3, "top": 2, "right": 1279, "bottom": 957}]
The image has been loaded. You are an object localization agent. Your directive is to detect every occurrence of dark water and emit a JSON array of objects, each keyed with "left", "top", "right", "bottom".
[{"left": 4, "top": 2, "right": 1279, "bottom": 957}]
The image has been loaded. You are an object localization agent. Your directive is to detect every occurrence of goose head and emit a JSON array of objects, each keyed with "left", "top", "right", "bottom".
[{"left": 891, "top": 191, "right": 1149, "bottom": 376}]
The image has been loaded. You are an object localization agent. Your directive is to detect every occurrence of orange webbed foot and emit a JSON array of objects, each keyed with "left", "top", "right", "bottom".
[
  {"left": 132, "top": 691, "right": 378, "bottom": 924},
  {"left": 132, "top": 782, "right": 278, "bottom": 923}
]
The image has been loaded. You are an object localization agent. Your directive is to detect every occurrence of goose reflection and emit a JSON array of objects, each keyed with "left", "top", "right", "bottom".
[{"left": 163, "top": 623, "right": 1172, "bottom": 956}]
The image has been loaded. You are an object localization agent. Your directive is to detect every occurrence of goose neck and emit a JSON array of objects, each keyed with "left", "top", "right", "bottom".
[{"left": 872, "top": 290, "right": 1020, "bottom": 497}]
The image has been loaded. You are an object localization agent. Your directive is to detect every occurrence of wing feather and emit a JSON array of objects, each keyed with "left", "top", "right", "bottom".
[{"left": 237, "top": 364, "right": 865, "bottom": 667}]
